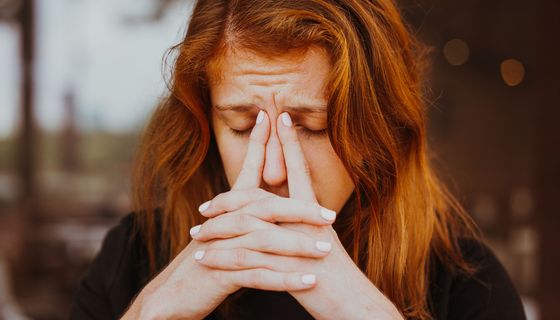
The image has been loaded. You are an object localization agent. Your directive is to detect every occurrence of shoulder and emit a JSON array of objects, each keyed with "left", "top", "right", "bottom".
[
  {"left": 71, "top": 213, "right": 151, "bottom": 319},
  {"left": 429, "top": 238, "right": 526, "bottom": 320}
]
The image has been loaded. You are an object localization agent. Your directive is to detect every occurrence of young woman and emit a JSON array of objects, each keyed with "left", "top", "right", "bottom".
[{"left": 71, "top": 0, "right": 526, "bottom": 319}]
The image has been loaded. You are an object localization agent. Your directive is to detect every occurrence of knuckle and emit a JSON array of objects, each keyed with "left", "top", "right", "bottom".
[
  {"left": 258, "top": 195, "right": 277, "bottom": 209},
  {"left": 208, "top": 268, "right": 220, "bottom": 281},
  {"left": 232, "top": 248, "right": 248, "bottom": 267},
  {"left": 242, "top": 157, "right": 261, "bottom": 172},
  {"left": 212, "top": 192, "right": 225, "bottom": 207},
  {"left": 230, "top": 189, "right": 246, "bottom": 201},
  {"left": 207, "top": 242, "right": 218, "bottom": 251},
  {"left": 256, "top": 196, "right": 280, "bottom": 221},
  {"left": 199, "top": 220, "right": 212, "bottom": 235},
  {"left": 254, "top": 231, "right": 272, "bottom": 250},
  {"left": 211, "top": 270, "right": 229, "bottom": 287},
  {"left": 233, "top": 214, "right": 251, "bottom": 233},
  {"left": 302, "top": 224, "right": 327, "bottom": 236},
  {"left": 214, "top": 191, "right": 240, "bottom": 212},
  {"left": 203, "top": 250, "right": 217, "bottom": 264},
  {"left": 250, "top": 141, "right": 266, "bottom": 153},
  {"left": 249, "top": 270, "right": 265, "bottom": 287},
  {"left": 283, "top": 274, "right": 293, "bottom": 290},
  {"left": 318, "top": 226, "right": 335, "bottom": 240},
  {"left": 242, "top": 201, "right": 259, "bottom": 217},
  {"left": 296, "top": 162, "right": 311, "bottom": 176},
  {"left": 297, "top": 236, "right": 312, "bottom": 254}
]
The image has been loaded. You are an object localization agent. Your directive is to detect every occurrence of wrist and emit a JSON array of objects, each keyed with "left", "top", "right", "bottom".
[
  {"left": 121, "top": 287, "right": 166, "bottom": 320},
  {"left": 339, "top": 277, "right": 403, "bottom": 320},
  {"left": 352, "top": 297, "right": 404, "bottom": 320}
]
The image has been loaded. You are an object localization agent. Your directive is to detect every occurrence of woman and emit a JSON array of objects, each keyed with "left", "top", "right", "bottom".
[{"left": 71, "top": 0, "right": 526, "bottom": 319}]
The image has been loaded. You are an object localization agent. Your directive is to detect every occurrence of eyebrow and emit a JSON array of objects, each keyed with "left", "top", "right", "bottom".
[{"left": 214, "top": 104, "right": 327, "bottom": 114}]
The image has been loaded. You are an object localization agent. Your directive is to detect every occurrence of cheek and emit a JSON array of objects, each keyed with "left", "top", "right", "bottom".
[
  {"left": 213, "top": 127, "right": 247, "bottom": 186},
  {"left": 303, "top": 140, "right": 355, "bottom": 211}
]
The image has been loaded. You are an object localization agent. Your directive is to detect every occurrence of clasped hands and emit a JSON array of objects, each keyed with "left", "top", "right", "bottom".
[{"left": 189, "top": 111, "right": 403, "bottom": 320}]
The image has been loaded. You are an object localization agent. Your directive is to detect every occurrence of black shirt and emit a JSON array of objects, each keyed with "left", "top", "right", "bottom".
[{"left": 70, "top": 214, "right": 527, "bottom": 319}]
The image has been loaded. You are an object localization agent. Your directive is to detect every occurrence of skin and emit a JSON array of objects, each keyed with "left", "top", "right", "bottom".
[
  {"left": 209, "top": 47, "right": 354, "bottom": 212},
  {"left": 121, "top": 48, "right": 403, "bottom": 320}
]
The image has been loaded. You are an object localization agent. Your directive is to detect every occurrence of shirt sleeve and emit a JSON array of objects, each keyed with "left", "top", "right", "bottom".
[
  {"left": 70, "top": 215, "right": 138, "bottom": 320},
  {"left": 446, "top": 240, "right": 527, "bottom": 320}
]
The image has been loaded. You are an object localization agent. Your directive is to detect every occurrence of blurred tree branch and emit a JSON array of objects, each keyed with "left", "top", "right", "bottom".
[{"left": 0, "top": 0, "right": 22, "bottom": 21}]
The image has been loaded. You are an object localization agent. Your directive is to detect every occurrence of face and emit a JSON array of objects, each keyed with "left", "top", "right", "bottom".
[{"left": 209, "top": 47, "right": 354, "bottom": 213}]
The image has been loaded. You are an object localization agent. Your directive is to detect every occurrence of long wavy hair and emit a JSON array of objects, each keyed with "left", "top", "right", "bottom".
[{"left": 132, "top": 0, "right": 479, "bottom": 318}]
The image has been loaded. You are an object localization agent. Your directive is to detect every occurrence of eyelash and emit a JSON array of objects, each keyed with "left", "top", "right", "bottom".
[{"left": 229, "top": 126, "right": 328, "bottom": 139}]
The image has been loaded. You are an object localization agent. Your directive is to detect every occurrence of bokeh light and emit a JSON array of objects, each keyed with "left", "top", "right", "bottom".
[
  {"left": 443, "top": 38, "right": 470, "bottom": 66},
  {"left": 501, "top": 58, "right": 525, "bottom": 86}
]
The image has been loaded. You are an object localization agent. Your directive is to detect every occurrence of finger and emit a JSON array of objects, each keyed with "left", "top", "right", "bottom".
[
  {"left": 231, "top": 110, "right": 269, "bottom": 190},
  {"left": 223, "top": 197, "right": 337, "bottom": 225},
  {"left": 190, "top": 213, "right": 277, "bottom": 241},
  {"left": 217, "top": 268, "right": 317, "bottom": 291},
  {"left": 276, "top": 112, "right": 317, "bottom": 202},
  {"left": 199, "top": 188, "right": 273, "bottom": 218},
  {"left": 196, "top": 248, "right": 305, "bottom": 271},
  {"left": 208, "top": 229, "right": 333, "bottom": 258}
]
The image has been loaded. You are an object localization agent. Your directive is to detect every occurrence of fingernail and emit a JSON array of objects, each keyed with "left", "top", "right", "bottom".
[
  {"left": 301, "top": 274, "right": 316, "bottom": 285},
  {"left": 316, "top": 241, "right": 332, "bottom": 252},
  {"left": 320, "top": 207, "right": 336, "bottom": 221},
  {"left": 198, "top": 200, "right": 211, "bottom": 213},
  {"left": 194, "top": 250, "right": 205, "bottom": 260},
  {"left": 281, "top": 112, "right": 292, "bottom": 127},
  {"left": 256, "top": 110, "right": 265, "bottom": 124},
  {"left": 190, "top": 225, "right": 201, "bottom": 237}
]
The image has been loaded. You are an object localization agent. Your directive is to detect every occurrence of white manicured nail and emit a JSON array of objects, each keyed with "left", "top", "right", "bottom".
[
  {"left": 198, "top": 200, "right": 211, "bottom": 213},
  {"left": 316, "top": 241, "right": 332, "bottom": 252},
  {"left": 320, "top": 207, "right": 336, "bottom": 221},
  {"left": 190, "top": 225, "right": 201, "bottom": 236},
  {"left": 194, "top": 250, "right": 205, "bottom": 260},
  {"left": 301, "top": 274, "right": 316, "bottom": 285},
  {"left": 256, "top": 110, "right": 265, "bottom": 124},
  {"left": 281, "top": 112, "right": 293, "bottom": 127}
]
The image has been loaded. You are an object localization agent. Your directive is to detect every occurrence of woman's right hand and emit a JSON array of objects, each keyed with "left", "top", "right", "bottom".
[
  {"left": 121, "top": 111, "right": 323, "bottom": 320},
  {"left": 122, "top": 236, "right": 318, "bottom": 320}
]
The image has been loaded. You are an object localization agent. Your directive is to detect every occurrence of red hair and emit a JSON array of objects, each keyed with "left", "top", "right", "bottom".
[{"left": 132, "top": 0, "right": 479, "bottom": 318}]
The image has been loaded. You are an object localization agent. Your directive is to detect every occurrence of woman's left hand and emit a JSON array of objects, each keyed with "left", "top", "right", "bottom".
[
  {"left": 193, "top": 191, "right": 403, "bottom": 320},
  {"left": 192, "top": 112, "right": 404, "bottom": 320}
]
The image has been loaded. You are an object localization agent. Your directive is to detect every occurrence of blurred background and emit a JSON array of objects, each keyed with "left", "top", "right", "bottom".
[{"left": 0, "top": 0, "right": 558, "bottom": 319}]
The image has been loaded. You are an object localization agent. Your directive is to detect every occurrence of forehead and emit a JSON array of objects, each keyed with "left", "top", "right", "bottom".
[
  {"left": 208, "top": 46, "right": 332, "bottom": 110},
  {"left": 206, "top": 46, "right": 331, "bottom": 83}
]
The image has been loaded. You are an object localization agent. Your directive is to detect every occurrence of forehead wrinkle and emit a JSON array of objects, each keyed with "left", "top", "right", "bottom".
[
  {"left": 227, "top": 66, "right": 297, "bottom": 89},
  {"left": 230, "top": 49, "right": 306, "bottom": 76},
  {"left": 248, "top": 79, "right": 289, "bottom": 86},
  {"left": 212, "top": 47, "right": 330, "bottom": 117},
  {"left": 236, "top": 66, "right": 301, "bottom": 76},
  {"left": 229, "top": 57, "right": 306, "bottom": 83}
]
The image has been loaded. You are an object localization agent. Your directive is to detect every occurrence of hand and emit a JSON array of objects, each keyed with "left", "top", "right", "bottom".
[
  {"left": 121, "top": 111, "right": 318, "bottom": 320},
  {"left": 193, "top": 112, "right": 404, "bottom": 319}
]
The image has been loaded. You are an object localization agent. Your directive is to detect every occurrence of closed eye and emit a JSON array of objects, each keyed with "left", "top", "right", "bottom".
[{"left": 228, "top": 126, "right": 327, "bottom": 139}]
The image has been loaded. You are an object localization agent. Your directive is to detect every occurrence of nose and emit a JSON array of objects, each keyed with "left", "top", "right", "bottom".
[{"left": 262, "top": 124, "right": 287, "bottom": 187}]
